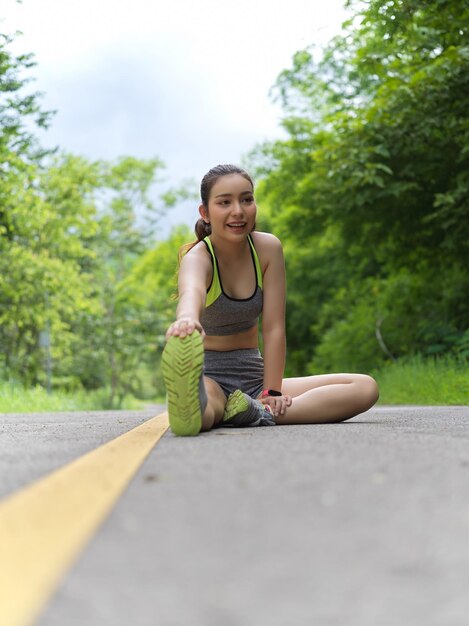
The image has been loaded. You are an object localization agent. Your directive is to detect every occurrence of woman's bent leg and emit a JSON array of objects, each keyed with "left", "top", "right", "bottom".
[{"left": 278, "top": 373, "right": 379, "bottom": 425}]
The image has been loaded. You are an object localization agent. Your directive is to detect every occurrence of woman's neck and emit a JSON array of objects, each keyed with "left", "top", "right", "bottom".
[{"left": 209, "top": 233, "right": 250, "bottom": 260}]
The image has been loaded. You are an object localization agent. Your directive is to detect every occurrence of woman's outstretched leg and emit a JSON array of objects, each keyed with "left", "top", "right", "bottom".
[
  {"left": 162, "top": 330, "right": 227, "bottom": 435},
  {"left": 162, "top": 331, "right": 205, "bottom": 435},
  {"left": 278, "top": 373, "right": 379, "bottom": 425}
]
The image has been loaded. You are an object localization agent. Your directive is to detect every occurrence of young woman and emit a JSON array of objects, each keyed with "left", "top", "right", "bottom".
[{"left": 162, "top": 164, "right": 379, "bottom": 436}]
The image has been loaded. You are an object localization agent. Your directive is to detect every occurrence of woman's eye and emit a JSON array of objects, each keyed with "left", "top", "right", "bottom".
[{"left": 243, "top": 197, "right": 254, "bottom": 204}]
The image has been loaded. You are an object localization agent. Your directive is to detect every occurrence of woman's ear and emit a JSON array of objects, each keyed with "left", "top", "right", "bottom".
[{"left": 198, "top": 204, "right": 210, "bottom": 224}]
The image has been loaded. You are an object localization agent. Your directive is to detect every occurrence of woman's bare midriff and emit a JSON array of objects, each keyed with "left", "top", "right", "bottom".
[{"left": 203, "top": 325, "right": 259, "bottom": 351}]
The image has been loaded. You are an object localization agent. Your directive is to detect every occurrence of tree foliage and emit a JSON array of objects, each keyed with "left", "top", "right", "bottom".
[
  {"left": 0, "top": 148, "right": 170, "bottom": 399},
  {"left": 249, "top": 0, "right": 469, "bottom": 373},
  {"left": 0, "top": 23, "right": 199, "bottom": 405}
]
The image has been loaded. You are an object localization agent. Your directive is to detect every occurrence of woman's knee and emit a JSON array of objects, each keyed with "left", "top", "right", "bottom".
[{"left": 355, "top": 374, "right": 379, "bottom": 410}]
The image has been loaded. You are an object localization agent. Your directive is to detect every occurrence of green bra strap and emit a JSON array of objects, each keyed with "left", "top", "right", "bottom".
[
  {"left": 248, "top": 234, "right": 263, "bottom": 288},
  {"left": 203, "top": 237, "right": 222, "bottom": 306}
]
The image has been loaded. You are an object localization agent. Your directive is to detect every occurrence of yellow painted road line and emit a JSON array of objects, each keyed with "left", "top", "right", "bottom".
[{"left": 0, "top": 412, "right": 169, "bottom": 626}]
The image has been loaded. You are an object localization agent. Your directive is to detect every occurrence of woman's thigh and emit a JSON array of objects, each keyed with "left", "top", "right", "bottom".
[{"left": 282, "top": 373, "right": 374, "bottom": 398}]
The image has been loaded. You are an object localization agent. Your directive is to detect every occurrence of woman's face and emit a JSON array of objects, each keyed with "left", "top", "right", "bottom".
[{"left": 200, "top": 174, "right": 256, "bottom": 239}]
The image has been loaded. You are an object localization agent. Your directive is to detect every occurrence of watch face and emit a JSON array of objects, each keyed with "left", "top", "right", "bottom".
[{"left": 268, "top": 389, "right": 282, "bottom": 397}]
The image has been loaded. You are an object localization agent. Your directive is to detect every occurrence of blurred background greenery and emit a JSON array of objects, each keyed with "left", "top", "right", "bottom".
[{"left": 1, "top": 0, "right": 468, "bottom": 410}]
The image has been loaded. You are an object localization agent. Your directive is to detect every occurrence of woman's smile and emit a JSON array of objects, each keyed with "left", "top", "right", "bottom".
[{"left": 226, "top": 221, "right": 247, "bottom": 232}]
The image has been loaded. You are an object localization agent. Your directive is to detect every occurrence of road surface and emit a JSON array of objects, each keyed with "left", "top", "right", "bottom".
[{"left": 1, "top": 404, "right": 468, "bottom": 626}]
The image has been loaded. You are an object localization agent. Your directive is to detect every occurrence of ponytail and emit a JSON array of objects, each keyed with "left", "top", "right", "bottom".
[
  {"left": 195, "top": 218, "right": 212, "bottom": 240},
  {"left": 178, "top": 218, "right": 211, "bottom": 263}
]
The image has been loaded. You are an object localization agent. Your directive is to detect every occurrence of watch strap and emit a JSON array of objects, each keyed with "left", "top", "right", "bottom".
[{"left": 261, "top": 389, "right": 282, "bottom": 398}]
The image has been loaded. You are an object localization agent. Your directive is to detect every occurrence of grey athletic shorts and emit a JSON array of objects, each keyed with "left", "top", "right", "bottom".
[{"left": 203, "top": 348, "right": 264, "bottom": 399}]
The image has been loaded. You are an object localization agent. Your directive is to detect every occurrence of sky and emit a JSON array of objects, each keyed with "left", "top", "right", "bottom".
[{"left": 2, "top": 0, "right": 350, "bottom": 234}]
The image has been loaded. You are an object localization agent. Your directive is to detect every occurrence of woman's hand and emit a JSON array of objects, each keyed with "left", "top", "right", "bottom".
[
  {"left": 165, "top": 318, "right": 205, "bottom": 340},
  {"left": 260, "top": 394, "right": 292, "bottom": 418}
]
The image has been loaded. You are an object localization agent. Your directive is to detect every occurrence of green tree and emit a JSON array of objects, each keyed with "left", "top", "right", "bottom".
[
  {"left": 116, "top": 225, "right": 192, "bottom": 400},
  {"left": 248, "top": 0, "right": 469, "bottom": 373},
  {"left": 0, "top": 26, "right": 53, "bottom": 231},
  {"left": 56, "top": 155, "right": 169, "bottom": 407},
  {"left": 0, "top": 154, "right": 102, "bottom": 383},
  {"left": 0, "top": 21, "right": 192, "bottom": 405}
]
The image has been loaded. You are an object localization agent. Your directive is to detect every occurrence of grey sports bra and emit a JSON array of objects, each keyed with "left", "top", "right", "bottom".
[{"left": 200, "top": 235, "right": 263, "bottom": 336}]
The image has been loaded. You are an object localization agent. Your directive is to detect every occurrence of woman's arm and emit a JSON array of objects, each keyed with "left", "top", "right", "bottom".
[
  {"left": 258, "top": 233, "right": 292, "bottom": 417},
  {"left": 259, "top": 234, "right": 287, "bottom": 387},
  {"left": 166, "top": 244, "right": 211, "bottom": 339}
]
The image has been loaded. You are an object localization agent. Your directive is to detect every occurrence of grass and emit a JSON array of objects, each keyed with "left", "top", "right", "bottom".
[
  {"left": 0, "top": 355, "right": 467, "bottom": 412},
  {"left": 0, "top": 380, "right": 162, "bottom": 413},
  {"left": 372, "top": 354, "right": 469, "bottom": 405}
]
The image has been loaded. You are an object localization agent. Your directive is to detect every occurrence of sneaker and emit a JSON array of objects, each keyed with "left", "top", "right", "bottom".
[
  {"left": 161, "top": 331, "right": 207, "bottom": 436},
  {"left": 223, "top": 389, "right": 276, "bottom": 427}
]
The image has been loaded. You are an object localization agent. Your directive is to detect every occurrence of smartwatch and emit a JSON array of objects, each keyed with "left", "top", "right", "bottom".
[{"left": 261, "top": 389, "right": 282, "bottom": 398}]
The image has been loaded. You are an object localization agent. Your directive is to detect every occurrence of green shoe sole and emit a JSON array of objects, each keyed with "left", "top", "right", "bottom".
[
  {"left": 162, "top": 331, "right": 204, "bottom": 436},
  {"left": 223, "top": 389, "right": 249, "bottom": 422}
]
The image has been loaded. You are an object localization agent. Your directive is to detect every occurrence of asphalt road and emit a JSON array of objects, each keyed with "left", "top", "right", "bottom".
[{"left": 1, "top": 404, "right": 469, "bottom": 626}]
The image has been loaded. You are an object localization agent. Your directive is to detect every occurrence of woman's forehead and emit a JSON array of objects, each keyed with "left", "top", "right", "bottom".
[{"left": 211, "top": 174, "right": 253, "bottom": 197}]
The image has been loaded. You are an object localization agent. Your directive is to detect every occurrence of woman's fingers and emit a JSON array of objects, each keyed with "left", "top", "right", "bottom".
[
  {"left": 260, "top": 394, "right": 292, "bottom": 417},
  {"left": 279, "top": 395, "right": 292, "bottom": 415},
  {"left": 165, "top": 318, "right": 205, "bottom": 340},
  {"left": 279, "top": 397, "right": 288, "bottom": 415}
]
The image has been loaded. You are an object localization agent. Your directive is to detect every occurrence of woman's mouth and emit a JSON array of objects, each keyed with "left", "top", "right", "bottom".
[{"left": 226, "top": 222, "right": 246, "bottom": 231}]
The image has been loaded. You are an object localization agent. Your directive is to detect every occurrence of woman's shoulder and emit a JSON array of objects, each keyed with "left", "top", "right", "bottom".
[
  {"left": 251, "top": 231, "right": 283, "bottom": 254},
  {"left": 180, "top": 239, "right": 212, "bottom": 269},
  {"left": 250, "top": 231, "right": 283, "bottom": 272},
  {"left": 251, "top": 230, "right": 282, "bottom": 246}
]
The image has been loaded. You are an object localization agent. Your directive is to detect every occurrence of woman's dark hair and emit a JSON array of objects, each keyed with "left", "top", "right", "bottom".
[
  {"left": 179, "top": 164, "right": 254, "bottom": 261},
  {"left": 200, "top": 164, "right": 254, "bottom": 207}
]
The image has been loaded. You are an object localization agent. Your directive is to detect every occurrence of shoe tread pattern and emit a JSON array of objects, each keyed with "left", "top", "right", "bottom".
[{"left": 162, "top": 332, "right": 204, "bottom": 436}]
